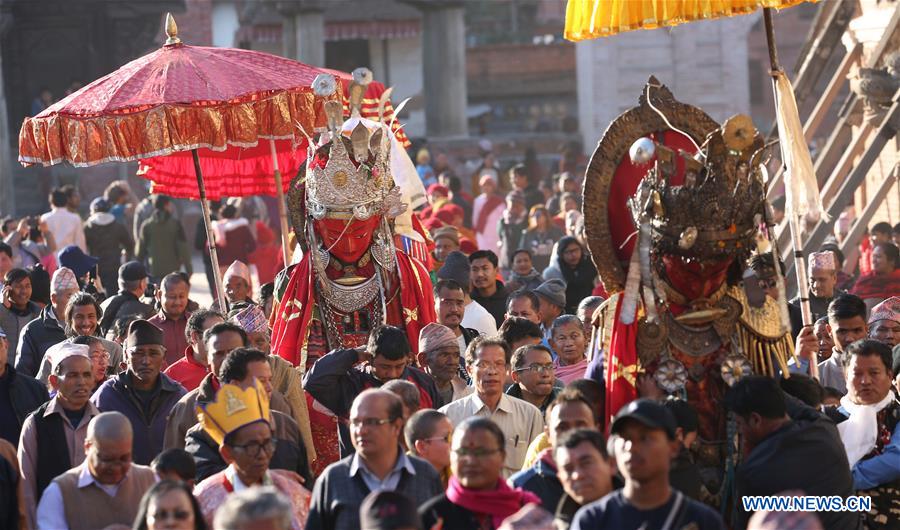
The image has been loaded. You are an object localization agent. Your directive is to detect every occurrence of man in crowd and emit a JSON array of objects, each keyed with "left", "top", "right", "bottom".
[
  {"left": 231, "top": 304, "right": 271, "bottom": 352},
  {"left": 41, "top": 188, "right": 85, "bottom": 252},
  {"left": 382, "top": 379, "right": 421, "bottom": 428},
  {"left": 576, "top": 296, "right": 604, "bottom": 340},
  {"left": 507, "top": 344, "right": 559, "bottom": 414},
  {"left": 789, "top": 251, "right": 843, "bottom": 338},
  {"left": 224, "top": 260, "right": 255, "bottom": 309},
  {"left": 303, "top": 325, "right": 440, "bottom": 457},
  {"left": 417, "top": 323, "right": 472, "bottom": 407},
  {"left": 163, "top": 321, "right": 248, "bottom": 450},
  {"left": 433, "top": 279, "right": 480, "bottom": 354},
  {"left": 405, "top": 409, "right": 453, "bottom": 486},
  {"left": 506, "top": 290, "right": 543, "bottom": 326},
  {"left": 726, "top": 376, "right": 858, "bottom": 529},
  {"left": 554, "top": 429, "right": 615, "bottom": 530},
  {"left": 18, "top": 343, "right": 101, "bottom": 528},
  {"left": 193, "top": 378, "right": 310, "bottom": 529},
  {"left": 499, "top": 316, "right": 544, "bottom": 352},
  {"left": 306, "top": 389, "right": 443, "bottom": 530},
  {"left": 830, "top": 339, "right": 900, "bottom": 530},
  {"left": 789, "top": 316, "right": 835, "bottom": 376},
  {"left": 663, "top": 398, "right": 702, "bottom": 500},
  {"left": 0, "top": 328, "right": 47, "bottom": 447},
  {"left": 163, "top": 309, "right": 225, "bottom": 391},
  {"left": 91, "top": 319, "right": 186, "bottom": 465},
  {"left": 438, "top": 251, "right": 497, "bottom": 335},
  {"left": 147, "top": 272, "right": 191, "bottom": 366},
  {"left": 136, "top": 194, "right": 192, "bottom": 279},
  {"left": 511, "top": 390, "right": 597, "bottom": 510},
  {"left": 0, "top": 243, "right": 12, "bottom": 285},
  {"left": 213, "top": 487, "right": 295, "bottom": 530},
  {"left": 432, "top": 226, "right": 460, "bottom": 267},
  {"left": 36, "top": 411, "right": 157, "bottom": 530},
  {"left": 15, "top": 267, "right": 79, "bottom": 377},
  {"left": 534, "top": 280, "right": 566, "bottom": 344},
  {"left": 186, "top": 348, "right": 311, "bottom": 484},
  {"left": 868, "top": 296, "right": 900, "bottom": 348},
  {"left": 469, "top": 250, "right": 509, "bottom": 328},
  {"left": 572, "top": 399, "right": 726, "bottom": 529},
  {"left": 816, "top": 294, "right": 869, "bottom": 394},
  {"left": 510, "top": 164, "right": 543, "bottom": 210},
  {"left": 440, "top": 336, "right": 543, "bottom": 477},
  {"left": 98, "top": 261, "right": 153, "bottom": 335}
]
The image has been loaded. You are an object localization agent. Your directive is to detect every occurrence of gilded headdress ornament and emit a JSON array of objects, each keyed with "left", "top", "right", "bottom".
[{"left": 196, "top": 379, "right": 271, "bottom": 447}]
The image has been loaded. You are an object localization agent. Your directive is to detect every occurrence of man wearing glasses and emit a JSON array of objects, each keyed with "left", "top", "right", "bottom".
[
  {"left": 19, "top": 343, "right": 100, "bottom": 528},
  {"left": 440, "top": 336, "right": 544, "bottom": 477},
  {"left": 36, "top": 411, "right": 157, "bottom": 530},
  {"left": 91, "top": 319, "right": 186, "bottom": 465},
  {"left": 306, "top": 389, "right": 442, "bottom": 530},
  {"left": 507, "top": 344, "right": 559, "bottom": 414},
  {"left": 194, "top": 376, "right": 310, "bottom": 529}
]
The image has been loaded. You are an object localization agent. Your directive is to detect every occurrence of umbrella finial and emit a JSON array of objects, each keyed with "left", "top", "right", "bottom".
[{"left": 165, "top": 13, "right": 181, "bottom": 45}]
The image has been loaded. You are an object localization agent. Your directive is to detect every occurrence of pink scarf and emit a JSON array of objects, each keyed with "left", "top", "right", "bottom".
[
  {"left": 554, "top": 358, "right": 588, "bottom": 385},
  {"left": 446, "top": 476, "right": 540, "bottom": 528}
]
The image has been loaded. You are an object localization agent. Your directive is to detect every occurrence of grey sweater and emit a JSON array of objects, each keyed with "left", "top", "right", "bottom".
[
  {"left": 0, "top": 302, "right": 40, "bottom": 356},
  {"left": 305, "top": 453, "right": 442, "bottom": 530}
]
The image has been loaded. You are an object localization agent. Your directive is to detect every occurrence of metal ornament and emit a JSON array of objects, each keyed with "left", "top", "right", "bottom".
[
  {"left": 629, "top": 137, "right": 656, "bottom": 165},
  {"left": 720, "top": 354, "right": 753, "bottom": 386},
  {"left": 655, "top": 358, "right": 688, "bottom": 394}
]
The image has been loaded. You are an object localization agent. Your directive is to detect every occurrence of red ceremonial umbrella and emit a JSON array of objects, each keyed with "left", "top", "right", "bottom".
[{"left": 18, "top": 14, "right": 337, "bottom": 308}]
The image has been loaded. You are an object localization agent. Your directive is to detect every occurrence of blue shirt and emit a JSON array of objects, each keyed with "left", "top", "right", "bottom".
[
  {"left": 572, "top": 490, "right": 725, "bottom": 530},
  {"left": 349, "top": 448, "right": 416, "bottom": 493},
  {"left": 837, "top": 403, "right": 900, "bottom": 490}
]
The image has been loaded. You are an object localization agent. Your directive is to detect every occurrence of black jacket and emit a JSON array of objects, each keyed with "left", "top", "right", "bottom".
[
  {"left": 14, "top": 305, "right": 66, "bottom": 377},
  {"left": 472, "top": 280, "right": 509, "bottom": 329},
  {"left": 303, "top": 348, "right": 440, "bottom": 457},
  {"left": 99, "top": 291, "right": 153, "bottom": 336},
  {"left": 735, "top": 399, "right": 862, "bottom": 530},
  {"left": 184, "top": 410, "right": 312, "bottom": 484},
  {"left": 3, "top": 365, "right": 49, "bottom": 437}
]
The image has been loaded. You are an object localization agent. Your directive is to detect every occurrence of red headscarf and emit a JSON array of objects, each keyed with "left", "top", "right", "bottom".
[{"left": 446, "top": 476, "right": 540, "bottom": 528}]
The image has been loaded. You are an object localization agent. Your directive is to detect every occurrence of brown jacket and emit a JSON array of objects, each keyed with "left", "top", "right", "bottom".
[{"left": 269, "top": 354, "right": 316, "bottom": 463}]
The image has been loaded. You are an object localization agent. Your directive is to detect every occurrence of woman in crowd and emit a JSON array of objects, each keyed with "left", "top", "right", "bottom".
[
  {"left": 420, "top": 418, "right": 539, "bottom": 529},
  {"left": 0, "top": 268, "right": 41, "bottom": 354},
  {"left": 543, "top": 236, "right": 598, "bottom": 315},
  {"left": 851, "top": 241, "right": 900, "bottom": 311},
  {"left": 472, "top": 174, "right": 505, "bottom": 255},
  {"left": 550, "top": 315, "right": 589, "bottom": 385},
  {"left": 133, "top": 479, "right": 207, "bottom": 530},
  {"left": 519, "top": 205, "right": 564, "bottom": 274},
  {"left": 505, "top": 250, "right": 543, "bottom": 292},
  {"left": 72, "top": 335, "right": 111, "bottom": 392}
]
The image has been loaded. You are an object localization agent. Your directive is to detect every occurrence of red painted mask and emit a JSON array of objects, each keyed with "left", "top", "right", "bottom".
[
  {"left": 660, "top": 254, "right": 733, "bottom": 302},
  {"left": 314, "top": 216, "right": 381, "bottom": 263}
]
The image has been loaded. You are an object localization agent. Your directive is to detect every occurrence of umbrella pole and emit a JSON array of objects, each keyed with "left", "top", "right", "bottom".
[
  {"left": 764, "top": 7, "right": 818, "bottom": 379},
  {"left": 191, "top": 149, "right": 227, "bottom": 310},
  {"left": 269, "top": 139, "right": 292, "bottom": 266}
]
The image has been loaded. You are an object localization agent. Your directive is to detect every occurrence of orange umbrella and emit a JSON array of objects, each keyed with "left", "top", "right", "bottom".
[{"left": 18, "top": 14, "right": 339, "bottom": 307}]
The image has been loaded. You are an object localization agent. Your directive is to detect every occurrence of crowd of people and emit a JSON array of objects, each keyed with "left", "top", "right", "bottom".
[{"left": 0, "top": 149, "right": 898, "bottom": 530}]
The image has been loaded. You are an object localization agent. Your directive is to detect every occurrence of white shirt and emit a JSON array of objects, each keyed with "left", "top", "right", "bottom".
[
  {"left": 439, "top": 393, "right": 543, "bottom": 478},
  {"left": 36, "top": 463, "right": 122, "bottom": 530},
  {"left": 41, "top": 207, "right": 86, "bottom": 252},
  {"left": 462, "top": 300, "right": 498, "bottom": 336}
]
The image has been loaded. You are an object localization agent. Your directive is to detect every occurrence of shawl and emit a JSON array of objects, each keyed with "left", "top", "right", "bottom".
[
  {"left": 446, "top": 476, "right": 540, "bottom": 528},
  {"left": 553, "top": 358, "right": 589, "bottom": 385},
  {"left": 850, "top": 269, "right": 900, "bottom": 302},
  {"left": 474, "top": 193, "right": 505, "bottom": 234},
  {"left": 194, "top": 468, "right": 310, "bottom": 530}
]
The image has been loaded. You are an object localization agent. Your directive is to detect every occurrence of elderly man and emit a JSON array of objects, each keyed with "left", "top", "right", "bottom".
[
  {"left": 868, "top": 296, "right": 900, "bottom": 348},
  {"left": 432, "top": 226, "right": 460, "bottom": 266},
  {"left": 417, "top": 323, "right": 471, "bottom": 407},
  {"left": 303, "top": 325, "right": 440, "bottom": 457},
  {"left": 35, "top": 411, "right": 157, "bottom": 530},
  {"left": 437, "top": 251, "right": 497, "bottom": 335},
  {"left": 224, "top": 260, "right": 254, "bottom": 309},
  {"left": 511, "top": 390, "right": 597, "bottom": 510},
  {"left": 98, "top": 261, "right": 154, "bottom": 336},
  {"left": 306, "top": 389, "right": 442, "bottom": 530},
  {"left": 163, "top": 309, "right": 225, "bottom": 392},
  {"left": 15, "top": 267, "right": 79, "bottom": 377},
  {"left": 91, "top": 320, "right": 186, "bottom": 464},
  {"left": 433, "top": 279, "right": 480, "bottom": 355},
  {"left": 147, "top": 272, "right": 192, "bottom": 365},
  {"left": 231, "top": 304, "right": 271, "bottom": 353},
  {"left": 193, "top": 378, "right": 311, "bottom": 530},
  {"left": 829, "top": 340, "right": 900, "bottom": 530},
  {"left": 534, "top": 280, "right": 566, "bottom": 344},
  {"left": 185, "top": 348, "right": 312, "bottom": 483},
  {"left": 213, "top": 487, "right": 295, "bottom": 530},
  {"left": 440, "top": 336, "right": 544, "bottom": 477},
  {"left": 0, "top": 328, "right": 48, "bottom": 448},
  {"left": 18, "top": 343, "right": 101, "bottom": 528},
  {"left": 164, "top": 322, "right": 248, "bottom": 450},
  {"left": 789, "top": 251, "right": 844, "bottom": 339},
  {"left": 576, "top": 296, "right": 605, "bottom": 340}
]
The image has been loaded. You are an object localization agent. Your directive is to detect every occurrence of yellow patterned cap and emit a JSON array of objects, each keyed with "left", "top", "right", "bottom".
[{"left": 196, "top": 379, "right": 271, "bottom": 447}]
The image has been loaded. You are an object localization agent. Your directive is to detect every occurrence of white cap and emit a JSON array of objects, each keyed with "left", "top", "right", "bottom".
[{"left": 47, "top": 342, "right": 91, "bottom": 373}]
